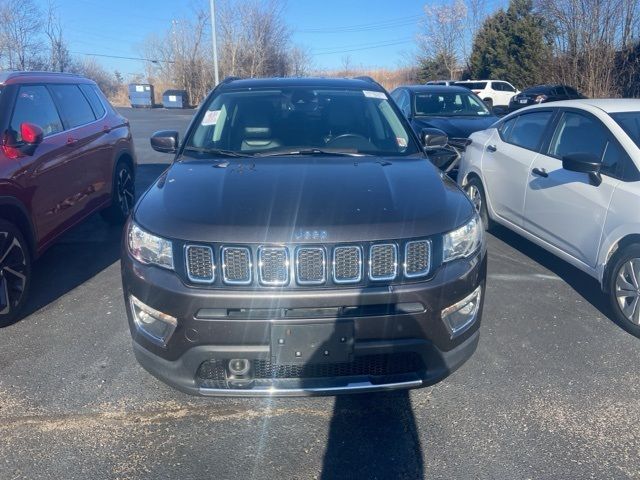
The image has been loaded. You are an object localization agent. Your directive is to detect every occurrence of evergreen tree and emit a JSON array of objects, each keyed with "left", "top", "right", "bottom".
[
  {"left": 469, "top": 0, "right": 552, "bottom": 89},
  {"left": 417, "top": 52, "right": 458, "bottom": 83}
]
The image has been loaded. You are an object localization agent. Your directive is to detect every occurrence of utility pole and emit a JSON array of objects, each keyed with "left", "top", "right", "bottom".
[{"left": 209, "top": 0, "right": 220, "bottom": 85}]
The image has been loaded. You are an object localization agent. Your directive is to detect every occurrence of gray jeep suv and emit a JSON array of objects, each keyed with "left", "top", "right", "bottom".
[{"left": 121, "top": 77, "right": 486, "bottom": 396}]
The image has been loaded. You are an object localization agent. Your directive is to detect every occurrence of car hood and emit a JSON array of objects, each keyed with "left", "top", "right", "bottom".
[
  {"left": 413, "top": 115, "right": 498, "bottom": 138},
  {"left": 135, "top": 156, "right": 474, "bottom": 244}
]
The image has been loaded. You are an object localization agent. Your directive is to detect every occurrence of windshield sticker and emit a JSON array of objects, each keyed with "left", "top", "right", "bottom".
[
  {"left": 201, "top": 110, "right": 221, "bottom": 126},
  {"left": 396, "top": 137, "right": 408, "bottom": 148},
  {"left": 363, "top": 90, "right": 387, "bottom": 99}
]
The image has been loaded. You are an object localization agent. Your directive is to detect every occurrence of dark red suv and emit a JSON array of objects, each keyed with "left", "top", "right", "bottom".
[{"left": 0, "top": 71, "right": 136, "bottom": 323}]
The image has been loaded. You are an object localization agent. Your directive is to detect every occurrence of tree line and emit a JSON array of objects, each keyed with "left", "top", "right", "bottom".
[
  {"left": 0, "top": 0, "right": 127, "bottom": 99},
  {"left": 418, "top": 0, "right": 640, "bottom": 97},
  {"left": 2, "top": 0, "right": 638, "bottom": 103}
]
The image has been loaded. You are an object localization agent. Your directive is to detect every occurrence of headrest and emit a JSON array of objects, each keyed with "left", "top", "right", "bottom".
[{"left": 244, "top": 125, "right": 271, "bottom": 139}]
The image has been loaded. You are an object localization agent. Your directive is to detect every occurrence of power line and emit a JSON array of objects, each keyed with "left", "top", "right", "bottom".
[
  {"left": 312, "top": 37, "right": 414, "bottom": 53},
  {"left": 70, "top": 51, "right": 174, "bottom": 64},
  {"left": 312, "top": 39, "right": 414, "bottom": 56},
  {"left": 297, "top": 14, "right": 422, "bottom": 33}
]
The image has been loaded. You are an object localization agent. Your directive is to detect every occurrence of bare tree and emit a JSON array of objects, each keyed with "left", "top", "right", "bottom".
[
  {"left": 44, "top": 1, "right": 71, "bottom": 72},
  {"left": 537, "top": 0, "right": 640, "bottom": 97},
  {"left": 418, "top": 0, "right": 468, "bottom": 79},
  {"left": 217, "top": 0, "right": 295, "bottom": 78},
  {"left": 0, "top": 0, "right": 43, "bottom": 70},
  {"left": 340, "top": 55, "right": 353, "bottom": 76},
  {"left": 144, "top": 7, "right": 215, "bottom": 104},
  {"left": 143, "top": 0, "right": 310, "bottom": 104}
]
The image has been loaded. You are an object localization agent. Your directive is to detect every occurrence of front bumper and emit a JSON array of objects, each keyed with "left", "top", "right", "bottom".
[{"left": 122, "top": 250, "right": 487, "bottom": 397}]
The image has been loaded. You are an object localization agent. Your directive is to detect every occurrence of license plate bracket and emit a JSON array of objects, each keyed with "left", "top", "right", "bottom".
[{"left": 271, "top": 322, "right": 354, "bottom": 365}]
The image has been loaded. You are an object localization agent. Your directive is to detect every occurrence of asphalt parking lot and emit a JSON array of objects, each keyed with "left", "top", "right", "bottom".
[{"left": 0, "top": 106, "right": 638, "bottom": 480}]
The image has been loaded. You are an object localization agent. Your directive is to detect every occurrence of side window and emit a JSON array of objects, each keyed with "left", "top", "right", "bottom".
[
  {"left": 49, "top": 84, "right": 96, "bottom": 128},
  {"left": 601, "top": 140, "right": 625, "bottom": 177},
  {"left": 9, "top": 85, "right": 63, "bottom": 141},
  {"left": 490, "top": 82, "right": 500, "bottom": 91},
  {"left": 504, "top": 83, "right": 516, "bottom": 92},
  {"left": 401, "top": 90, "right": 411, "bottom": 116},
  {"left": 548, "top": 112, "right": 608, "bottom": 160},
  {"left": 506, "top": 111, "right": 554, "bottom": 151},
  {"left": 499, "top": 116, "right": 518, "bottom": 141},
  {"left": 79, "top": 84, "right": 106, "bottom": 118}
]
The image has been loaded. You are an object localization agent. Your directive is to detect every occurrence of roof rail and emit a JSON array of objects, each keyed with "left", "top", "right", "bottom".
[
  {"left": 353, "top": 75, "right": 377, "bottom": 84},
  {"left": 220, "top": 76, "right": 241, "bottom": 85}
]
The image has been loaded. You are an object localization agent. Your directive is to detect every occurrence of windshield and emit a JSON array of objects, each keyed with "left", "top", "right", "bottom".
[
  {"left": 612, "top": 112, "right": 640, "bottom": 148},
  {"left": 186, "top": 87, "right": 418, "bottom": 157},
  {"left": 414, "top": 91, "right": 491, "bottom": 117},
  {"left": 455, "top": 82, "right": 487, "bottom": 90}
]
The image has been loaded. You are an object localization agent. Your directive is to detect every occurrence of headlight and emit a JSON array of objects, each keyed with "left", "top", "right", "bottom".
[
  {"left": 443, "top": 215, "right": 483, "bottom": 262},
  {"left": 127, "top": 222, "right": 174, "bottom": 269}
]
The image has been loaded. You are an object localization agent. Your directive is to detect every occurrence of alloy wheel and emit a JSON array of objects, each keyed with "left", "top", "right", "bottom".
[
  {"left": 117, "top": 167, "right": 135, "bottom": 216},
  {"left": 615, "top": 258, "right": 640, "bottom": 325},
  {"left": 466, "top": 184, "right": 482, "bottom": 213},
  {"left": 0, "top": 232, "right": 27, "bottom": 316}
]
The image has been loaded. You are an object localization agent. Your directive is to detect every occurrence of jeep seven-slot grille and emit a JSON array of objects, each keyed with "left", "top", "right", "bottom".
[
  {"left": 186, "top": 241, "right": 432, "bottom": 287},
  {"left": 404, "top": 240, "right": 431, "bottom": 278},
  {"left": 258, "top": 247, "right": 289, "bottom": 285},
  {"left": 185, "top": 245, "right": 215, "bottom": 283},
  {"left": 222, "top": 247, "right": 252, "bottom": 285},
  {"left": 333, "top": 246, "right": 362, "bottom": 283},
  {"left": 369, "top": 244, "right": 397, "bottom": 281},
  {"left": 296, "top": 248, "right": 326, "bottom": 285}
]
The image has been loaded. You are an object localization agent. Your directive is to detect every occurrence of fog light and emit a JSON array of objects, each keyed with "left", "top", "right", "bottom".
[
  {"left": 228, "top": 358, "right": 251, "bottom": 376},
  {"left": 441, "top": 285, "right": 482, "bottom": 338},
  {"left": 129, "top": 295, "right": 177, "bottom": 347}
]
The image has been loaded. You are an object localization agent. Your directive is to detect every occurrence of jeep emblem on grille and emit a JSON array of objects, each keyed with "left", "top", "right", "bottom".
[{"left": 295, "top": 230, "right": 328, "bottom": 241}]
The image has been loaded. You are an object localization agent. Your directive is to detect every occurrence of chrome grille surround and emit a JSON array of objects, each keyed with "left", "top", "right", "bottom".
[
  {"left": 257, "top": 247, "right": 289, "bottom": 286},
  {"left": 404, "top": 240, "right": 431, "bottom": 278},
  {"left": 332, "top": 246, "right": 362, "bottom": 284},
  {"left": 295, "top": 247, "right": 326, "bottom": 285},
  {"left": 369, "top": 243, "right": 398, "bottom": 281},
  {"left": 185, "top": 245, "right": 215, "bottom": 283},
  {"left": 221, "top": 247, "right": 252, "bottom": 285}
]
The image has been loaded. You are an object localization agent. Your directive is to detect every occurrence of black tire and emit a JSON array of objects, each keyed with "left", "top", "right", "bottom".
[
  {"left": 101, "top": 160, "right": 135, "bottom": 225},
  {"left": 606, "top": 243, "right": 640, "bottom": 337},
  {"left": 484, "top": 98, "right": 493, "bottom": 108},
  {"left": 0, "top": 220, "right": 31, "bottom": 327},
  {"left": 464, "top": 177, "right": 494, "bottom": 231}
]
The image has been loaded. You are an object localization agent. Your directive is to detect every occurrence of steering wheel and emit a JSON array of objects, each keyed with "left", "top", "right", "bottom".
[{"left": 325, "top": 133, "right": 375, "bottom": 150}]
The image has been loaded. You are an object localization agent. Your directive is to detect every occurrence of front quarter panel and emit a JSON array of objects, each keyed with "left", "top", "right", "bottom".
[
  {"left": 459, "top": 129, "right": 494, "bottom": 188},
  {"left": 597, "top": 180, "right": 640, "bottom": 282}
]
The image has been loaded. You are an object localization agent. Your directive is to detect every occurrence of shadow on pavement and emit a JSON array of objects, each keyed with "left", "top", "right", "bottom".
[
  {"left": 320, "top": 391, "right": 423, "bottom": 479},
  {"left": 490, "top": 224, "right": 619, "bottom": 326},
  {"left": 1, "top": 163, "right": 168, "bottom": 328}
]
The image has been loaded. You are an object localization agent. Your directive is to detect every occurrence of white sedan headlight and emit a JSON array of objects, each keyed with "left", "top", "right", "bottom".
[
  {"left": 443, "top": 215, "right": 483, "bottom": 262},
  {"left": 127, "top": 222, "right": 174, "bottom": 269}
]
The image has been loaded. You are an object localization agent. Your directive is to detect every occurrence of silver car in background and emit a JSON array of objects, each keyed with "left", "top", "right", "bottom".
[{"left": 458, "top": 99, "right": 640, "bottom": 336}]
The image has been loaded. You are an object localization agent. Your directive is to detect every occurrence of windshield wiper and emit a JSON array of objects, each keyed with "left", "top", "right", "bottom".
[
  {"left": 254, "top": 148, "right": 371, "bottom": 158},
  {"left": 183, "top": 146, "right": 252, "bottom": 158}
]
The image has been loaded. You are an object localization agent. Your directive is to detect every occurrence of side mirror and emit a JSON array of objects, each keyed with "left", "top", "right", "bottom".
[
  {"left": 562, "top": 153, "right": 601, "bottom": 174},
  {"left": 150, "top": 130, "right": 179, "bottom": 154},
  {"left": 420, "top": 128, "right": 448, "bottom": 150},
  {"left": 1, "top": 123, "right": 43, "bottom": 158},
  {"left": 21, "top": 123, "right": 43, "bottom": 146},
  {"left": 562, "top": 153, "right": 602, "bottom": 186}
]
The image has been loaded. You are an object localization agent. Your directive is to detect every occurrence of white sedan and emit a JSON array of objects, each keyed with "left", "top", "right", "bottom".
[{"left": 458, "top": 99, "right": 640, "bottom": 336}]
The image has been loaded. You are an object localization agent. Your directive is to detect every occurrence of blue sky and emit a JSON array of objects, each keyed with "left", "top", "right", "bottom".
[{"left": 51, "top": 0, "right": 505, "bottom": 79}]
